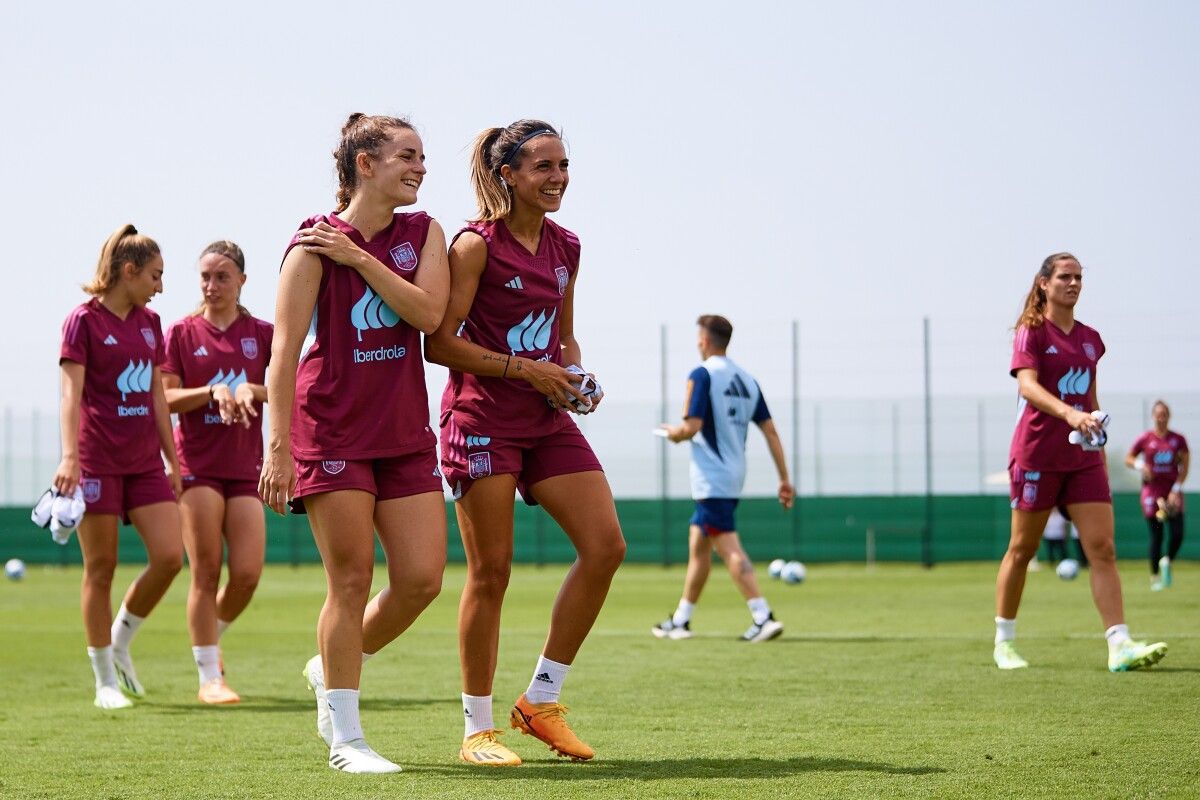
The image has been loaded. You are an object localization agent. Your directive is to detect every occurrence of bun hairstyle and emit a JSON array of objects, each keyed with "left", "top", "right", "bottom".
[
  {"left": 469, "top": 119, "right": 561, "bottom": 222},
  {"left": 193, "top": 240, "right": 251, "bottom": 317},
  {"left": 1015, "top": 252, "right": 1080, "bottom": 330},
  {"left": 333, "top": 113, "right": 415, "bottom": 212},
  {"left": 83, "top": 224, "right": 160, "bottom": 296}
]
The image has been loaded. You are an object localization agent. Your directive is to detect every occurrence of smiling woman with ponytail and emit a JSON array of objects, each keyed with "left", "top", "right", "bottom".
[
  {"left": 258, "top": 113, "right": 449, "bottom": 774},
  {"left": 56, "top": 223, "right": 183, "bottom": 711}
]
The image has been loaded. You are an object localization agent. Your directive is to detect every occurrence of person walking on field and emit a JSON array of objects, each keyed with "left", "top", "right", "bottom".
[{"left": 653, "top": 314, "right": 794, "bottom": 643}]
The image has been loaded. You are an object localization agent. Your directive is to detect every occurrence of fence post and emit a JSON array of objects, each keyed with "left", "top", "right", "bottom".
[
  {"left": 892, "top": 401, "right": 900, "bottom": 495},
  {"left": 791, "top": 319, "right": 800, "bottom": 559},
  {"left": 922, "top": 317, "right": 934, "bottom": 567},
  {"left": 659, "top": 323, "right": 670, "bottom": 567},
  {"left": 977, "top": 399, "right": 986, "bottom": 494},
  {"left": 535, "top": 506, "right": 546, "bottom": 568},
  {"left": 814, "top": 403, "right": 822, "bottom": 497},
  {"left": 4, "top": 407, "right": 12, "bottom": 505}
]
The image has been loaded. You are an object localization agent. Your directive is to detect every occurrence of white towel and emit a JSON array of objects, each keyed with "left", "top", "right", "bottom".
[{"left": 31, "top": 486, "right": 86, "bottom": 544}]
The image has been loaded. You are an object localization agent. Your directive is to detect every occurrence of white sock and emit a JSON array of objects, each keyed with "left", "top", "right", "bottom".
[
  {"left": 462, "top": 693, "right": 493, "bottom": 738},
  {"left": 193, "top": 645, "right": 221, "bottom": 684},
  {"left": 747, "top": 597, "right": 771, "bottom": 626},
  {"left": 994, "top": 617, "right": 1016, "bottom": 645},
  {"left": 525, "top": 655, "right": 570, "bottom": 705},
  {"left": 87, "top": 645, "right": 118, "bottom": 689},
  {"left": 672, "top": 599, "right": 695, "bottom": 626},
  {"left": 326, "top": 688, "right": 364, "bottom": 746},
  {"left": 1105, "top": 624, "right": 1131, "bottom": 651},
  {"left": 216, "top": 619, "right": 231, "bottom": 639},
  {"left": 112, "top": 605, "right": 145, "bottom": 652}
]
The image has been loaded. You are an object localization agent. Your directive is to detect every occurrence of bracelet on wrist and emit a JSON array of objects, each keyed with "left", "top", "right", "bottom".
[{"left": 1173, "top": 483, "right": 1183, "bottom": 494}]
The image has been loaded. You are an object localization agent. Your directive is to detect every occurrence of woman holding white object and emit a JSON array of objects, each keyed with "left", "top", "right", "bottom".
[
  {"left": 1125, "top": 400, "right": 1189, "bottom": 590},
  {"left": 56, "top": 224, "right": 183, "bottom": 709},
  {"left": 993, "top": 252, "right": 1166, "bottom": 672}
]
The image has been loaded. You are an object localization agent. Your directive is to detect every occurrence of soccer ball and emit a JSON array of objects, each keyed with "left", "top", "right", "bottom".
[
  {"left": 5, "top": 558, "right": 25, "bottom": 581},
  {"left": 1055, "top": 558, "right": 1079, "bottom": 581},
  {"left": 768, "top": 559, "right": 786, "bottom": 579},
  {"left": 781, "top": 561, "right": 806, "bottom": 585}
]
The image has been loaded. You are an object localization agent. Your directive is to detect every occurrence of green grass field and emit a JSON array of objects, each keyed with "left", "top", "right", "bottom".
[{"left": 1, "top": 560, "right": 1197, "bottom": 799}]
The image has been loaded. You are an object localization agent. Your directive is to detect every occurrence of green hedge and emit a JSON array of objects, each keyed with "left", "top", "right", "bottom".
[{"left": 3, "top": 493, "right": 1191, "bottom": 566}]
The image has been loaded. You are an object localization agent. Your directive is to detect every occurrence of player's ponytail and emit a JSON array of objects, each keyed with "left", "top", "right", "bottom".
[
  {"left": 469, "top": 119, "right": 561, "bottom": 222},
  {"left": 332, "top": 112, "right": 414, "bottom": 213},
  {"left": 83, "top": 224, "right": 160, "bottom": 296},
  {"left": 1014, "top": 252, "right": 1078, "bottom": 330}
]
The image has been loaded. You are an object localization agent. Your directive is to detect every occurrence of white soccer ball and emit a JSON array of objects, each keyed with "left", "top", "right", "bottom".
[
  {"left": 781, "top": 561, "right": 806, "bottom": 585},
  {"left": 1055, "top": 558, "right": 1079, "bottom": 581},
  {"left": 768, "top": 559, "right": 786, "bottom": 579},
  {"left": 5, "top": 558, "right": 26, "bottom": 581}
]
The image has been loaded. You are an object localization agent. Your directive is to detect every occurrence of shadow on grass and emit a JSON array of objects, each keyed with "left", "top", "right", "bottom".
[
  {"left": 146, "top": 694, "right": 460, "bottom": 714},
  {"left": 404, "top": 755, "right": 946, "bottom": 780}
]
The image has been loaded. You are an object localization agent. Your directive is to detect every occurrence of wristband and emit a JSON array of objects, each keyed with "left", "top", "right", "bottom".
[{"left": 1173, "top": 483, "right": 1183, "bottom": 493}]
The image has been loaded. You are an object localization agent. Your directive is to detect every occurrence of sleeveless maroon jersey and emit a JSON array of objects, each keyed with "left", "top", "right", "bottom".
[
  {"left": 1009, "top": 320, "right": 1105, "bottom": 472},
  {"left": 163, "top": 314, "right": 273, "bottom": 479},
  {"left": 441, "top": 218, "right": 580, "bottom": 436},
  {"left": 284, "top": 212, "right": 436, "bottom": 460},
  {"left": 60, "top": 298, "right": 166, "bottom": 475}
]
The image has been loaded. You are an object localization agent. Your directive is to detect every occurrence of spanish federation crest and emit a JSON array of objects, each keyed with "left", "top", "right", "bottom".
[
  {"left": 390, "top": 242, "right": 418, "bottom": 272},
  {"left": 468, "top": 452, "right": 493, "bottom": 479},
  {"left": 554, "top": 266, "right": 569, "bottom": 296},
  {"left": 140, "top": 327, "right": 156, "bottom": 349},
  {"left": 241, "top": 337, "right": 259, "bottom": 359},
  {"left": 81, "top": 478, "right": 102, "bottom": 504},
  {"left": 1082, "top": 342, "right": 1097, "bottom": 361}
]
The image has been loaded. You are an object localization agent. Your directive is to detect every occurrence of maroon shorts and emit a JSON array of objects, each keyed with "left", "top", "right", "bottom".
[
  {"left": 1009, "top": 460, "right": 1111, "bottom": 512},
  {"left": 80, "top": 469, "right": 177, "bottom": 523},
  {"left": 181, "top": 475, "right": 260, "bottom": 500},
  {"left": 1140, "top": 484, "right": 1185, "bottom": 519},
  {"left": 289, "top": 449, "right": 443, "bottom": 513},
  {"left": 440, "top": 414, "right": 603, "bottom": 506}
]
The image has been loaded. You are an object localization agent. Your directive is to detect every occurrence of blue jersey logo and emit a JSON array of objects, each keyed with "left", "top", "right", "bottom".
[
  {"left": 116, "top": 360, "right": 152, "bottom": 401},
  {"left": 506, "top": 309, "right": 556, "bottom": 354},
  {"left": 350, "top": 286, "right": 400, "bottom": 342},
  {"left": 1057, "top": 367, "right": 1091, "bottom": 399}
]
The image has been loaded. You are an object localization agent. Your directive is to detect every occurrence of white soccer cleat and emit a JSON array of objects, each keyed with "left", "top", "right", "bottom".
[
  {"left": 328, "top": 739, "right": 402, "bottom": 773},
  {"left": 303, "top": 654, "right": 333, "bottom": 745},
  {"left": 112, "top": 649, "right": 145, "bottom": 698},
  {"left": 94, "top": 684, "right": 133, "bottom": 710},
  {"left": 739, "top": 615, "right": 784, "bottom": 643}
]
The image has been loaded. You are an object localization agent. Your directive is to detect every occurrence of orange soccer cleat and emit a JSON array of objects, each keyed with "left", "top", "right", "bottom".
[
  {"left": 198, "top": 677, "right": 241, "bottom": 705},
  {"left": 510, "top": 694, "right": 594, "bottom": 761},
  {"left": 460, "top": 729, "right": 522, "bottom": 767}
]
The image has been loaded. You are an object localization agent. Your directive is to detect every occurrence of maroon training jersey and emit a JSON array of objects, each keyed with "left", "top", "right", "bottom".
[
  {"left": 163, "top": 314, "right": 273, "bottom": 480},
  {"left": 1009, "top": 320, "right": 1106, "bottom": 472},
  {"left": 60, "top": 298, "right": 165, "bottom": 475},
  {"left": 1129, "top": 429, "right": 1188, "bottom": 491},
  {"left": 441, "top": 218, "right": 580, "bottom": 435},
  {"left": 285, "top": 211, "right": 435, "bottom": 460}
]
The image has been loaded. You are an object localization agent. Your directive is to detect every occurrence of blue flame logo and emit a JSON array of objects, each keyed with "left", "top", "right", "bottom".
[
  {"left": 505, "top": 309, "right": 556, "bottom": 354},
  {"left": 116, "top": 360, "right": 152, "bottom": 401},
  {"left": 350, "top": 286, "right": 400, "bottom": 342},
  {"left": 1057, "top": 367, "right": 1091, "bottom": 399},
  {"left": 206, "top": 368, "right": 248, "bottom": 398}
]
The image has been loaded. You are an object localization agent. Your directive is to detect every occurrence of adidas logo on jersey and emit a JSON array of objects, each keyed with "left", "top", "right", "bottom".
[
  {"left": 1045, "top": 345, "right": 1058, "bottom": 354},
  {"left": 504, "top": 277, "right": 524, "bottom": 290},
  {"left": 103, "top": 335, "right": 118, "bottom": 345},
  {"left": 723, "top": 374, "right": 752, "bottom": 399},
  {"left": 194, "top": 345, "right": 209, "bottom": 357}
]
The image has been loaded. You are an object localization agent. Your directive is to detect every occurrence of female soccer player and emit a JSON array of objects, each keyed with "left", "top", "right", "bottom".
[
  {"left": 994, "top": 252, "right": 1167, "bottom": 672},
  {"left": 1125, "top": 400, "right": 1188, "bottom": 590},
  {"left": 426, "top": 119, "right": 626, "bottom": 767},
  {"left": 55, "top": 224, "right": 183, "bottom": 709},
  {"left": 258, "top": 113, "right": 449, "bottom": 773},
  {"left": 162, "top": 241, "right": 272, "bottom": 704}
]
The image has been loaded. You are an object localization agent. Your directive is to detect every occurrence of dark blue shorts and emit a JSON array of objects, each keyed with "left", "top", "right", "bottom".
[{"left": 690, "top": 498, "right": 739, "bottom": 536}]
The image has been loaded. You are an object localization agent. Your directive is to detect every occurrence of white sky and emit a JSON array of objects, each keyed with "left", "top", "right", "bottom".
[{"left": 2, "top": 1, "right": 1198, "bottom": 414}]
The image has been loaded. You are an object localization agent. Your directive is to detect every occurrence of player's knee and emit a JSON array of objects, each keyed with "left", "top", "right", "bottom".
[
  {"left": 226, "top": 567, "right": 261, "bottom": 596},
  {"left": 583, "top": 530, "right": 625, "bottom": 575},
  {"left": 190, "top": 564, "right": 221, "bottom": 595},
  {"left": 1085, "top": 539, "right": 1116, "bottom": 564},
  {"left": 83, "top": 556, "right": 117, "bottom": 588},
  {"left": 329, "top": 564, "right": 374, "bottom": 604},
  {"left": 150, "top": 547, "right": 184, "bottom": 577},
  {"left": 467, "top": 560, "right": 511, "bottom": 597}
]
